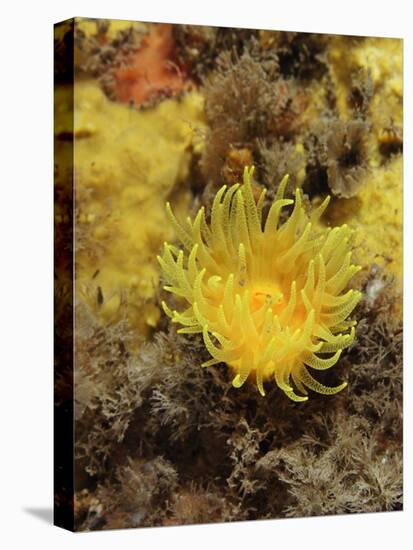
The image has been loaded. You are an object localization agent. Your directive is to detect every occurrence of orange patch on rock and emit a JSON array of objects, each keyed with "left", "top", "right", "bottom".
[{"left": 114, "top": 23, "right": 192, "bottom": 105}]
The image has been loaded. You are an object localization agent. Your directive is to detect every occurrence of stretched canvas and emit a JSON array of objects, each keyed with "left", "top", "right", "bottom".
[{"left": 54, "top": 17, "right": 403, "bottom": 531}]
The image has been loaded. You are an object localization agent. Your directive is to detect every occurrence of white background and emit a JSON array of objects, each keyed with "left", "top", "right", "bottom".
[{"left": 0, "top": 0, "right": 410, "bottom": 548}]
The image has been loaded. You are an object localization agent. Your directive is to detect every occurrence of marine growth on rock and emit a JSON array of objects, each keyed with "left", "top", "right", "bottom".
[{"left": 158, "top": 167, "right": 361, "bottom": 401}]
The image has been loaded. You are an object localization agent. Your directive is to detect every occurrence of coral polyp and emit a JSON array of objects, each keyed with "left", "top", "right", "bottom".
[{"left": 158, "top": 167, "right": 361, "bottom": 401}]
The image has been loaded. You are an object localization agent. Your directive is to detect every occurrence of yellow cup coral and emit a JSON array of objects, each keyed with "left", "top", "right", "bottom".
[{"left": 158, "top": 167, "right": 361, "bottom": 401}]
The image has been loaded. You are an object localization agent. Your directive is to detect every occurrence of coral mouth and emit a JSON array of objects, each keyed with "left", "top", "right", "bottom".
[{"left": 250, "top": 288, "right": 284, "bottom": 312}]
